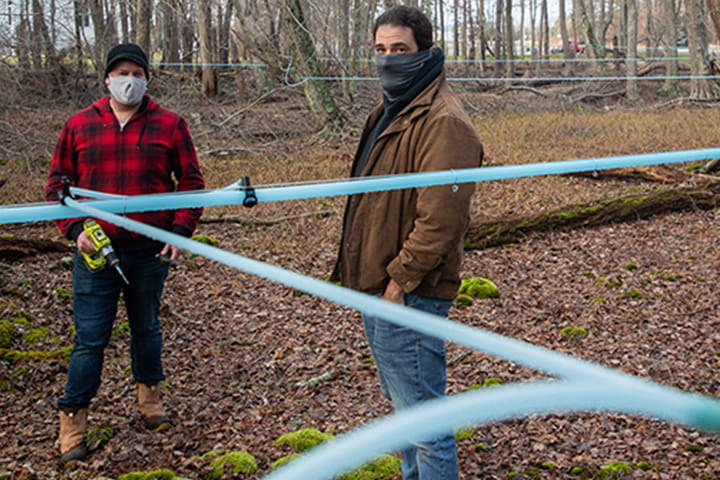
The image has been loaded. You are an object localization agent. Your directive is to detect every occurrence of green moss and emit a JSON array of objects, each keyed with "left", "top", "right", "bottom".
[
  {"left": 191, "top": 234, "right": 218, "bottom": 246},
  {"left": 592, "top": 298, "right": 607, "bottom": 303},
  {"left": 569, "top": 465, "right": 590, "bottom": 476},
  {"left": 0, "top": 376, "right": 12, "bottom": 391},
  {"left": 483, "top": 377, "right": 502, "bottom": 387},
  {"left": 202, "top": 450, "right": 258, "bottom": 479},
  {"left": 687, "top": 444, "right": 704, "bottom": 452},
  {"left": 662, "top": 273, "right": 683, "bottom": 281},
  {"left": 636, "top": 461, "right": 659, "bottom": 471},
  {"left": 12, "top": 315, "right": 32, "bottom": 326},
  {"left": 361, "top": 357, "right": 375, "bottom": 364},
  {"left": 56, "top": 287, "right": 73, "bottom": 299},
  {"left": 86, "top": 425, "right": 114, "bottom": 448},
  {"left": 536, "top": 461, "right": 555, "bottom": 470},
  {"left": 114, "top": 321, "right": 131, "bottom": 337},
  {"left": 271, "top": 453, "right": 300, "bottom": 470},
  {"left": 623, "top": 263, "right": 638, "bottom": 270},
  {"left": 597, "top": 461, "right": 633, "bottom": 478},
  {"left": 0, "top": 345, "right": 72, "bottom": 363},
  {"left": 453, "top": 294, "right": 474, "bottom": 308},
  {"left": 582, "top": 271, "right": 596, "bottom": 279},
  {"left": 459, "top": 277, "right": 500, "bottom": 299},
  {"left": 560, "top": 327, "right": 588, "bottom": 339},
  {"left": 0, "top": 320, "right": 13, "bottom": 349},
  {"left": 23, "top": 327, "right": 49, "bottom": 345},
  {"left": 117, "top": 469, "right": 190, "bottom": 480},
  {"left": 620, "top": 289, "right": 644, "bottom": 299},
  {"left": 339, "top": 455, "right": 402, "bottom": 480},
  {"left": 276, "top": 428, "right": 334, "bottom": 452},
  {"left": 454, "top": 427, "right": 476, "bottom": 441},
  {"left": 594, "top": 277, "right": 622, "bottom": 287},
  {"left": 686, "top": 163, "right": 702, "bottom": 172},
  {"left": 474, "top": 443, "right": 487, "bottom": 452}
]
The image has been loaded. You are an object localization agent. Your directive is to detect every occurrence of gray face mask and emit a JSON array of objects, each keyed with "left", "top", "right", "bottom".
[
  {"left": 376, "top": 49, "right": 432, "bottom": 101},
  {"left": 107, "top": 75, "right": 147, "bottom": 106}
]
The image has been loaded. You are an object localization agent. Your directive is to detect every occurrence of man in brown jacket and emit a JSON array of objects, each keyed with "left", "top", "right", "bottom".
[{"left": 332, "top": 5, "right": 483, "bottom": 480}]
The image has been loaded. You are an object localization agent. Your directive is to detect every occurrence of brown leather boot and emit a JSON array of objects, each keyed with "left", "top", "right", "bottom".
[
  {"left": 138, "top": 382, "right": 172, "bottom": 432},
  {"left": 58, "top": 408, "right": 88, "bottom": 466}
]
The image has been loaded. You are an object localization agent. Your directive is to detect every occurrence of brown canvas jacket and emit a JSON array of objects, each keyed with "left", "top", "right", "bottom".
[{"left": 333, "top": 70, "right": 484, "bottom": 300}]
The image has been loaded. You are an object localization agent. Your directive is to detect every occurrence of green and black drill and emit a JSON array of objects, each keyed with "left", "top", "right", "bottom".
[{"left": 80, "top": 219, "right": 130, "bottom": 285}]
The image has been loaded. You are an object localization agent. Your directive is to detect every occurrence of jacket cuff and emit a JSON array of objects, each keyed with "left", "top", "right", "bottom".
[
  {"left": 386, "top": 257, "right": 423, "bottom": 294},
  {"left": 67, "top": 221, "right": 84, "bottom": 242},
  {"left": 172, "top": 225, "right": 193, "bottom": 238}
]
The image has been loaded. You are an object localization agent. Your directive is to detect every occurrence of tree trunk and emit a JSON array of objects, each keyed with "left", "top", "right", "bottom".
[
  {"left": 454, "top": 0, "right": 460, "bottom": 58},
  {"left": 685, "top": 0, "right": 719, "bottom": 98},
  {"left": 283, "top": 0, "right": 347, "bottom": 134},
  {"left": 659, "top": 0, "right": 681, "bottom": 96},
  {"left": 161, "top": 0, "right": 181, "bottom": 65},
  {"left": 709, "top": 0, "right": 720, "bottom": 43},
  {"left": 495, "top": 0, "right": 503, "bottom": 70},
  {"left": 198, "top": 0, "right": 218, "bottom": 96},
  {"left": 340, "top": 0, "right": 352, "bottom": 99},
  {"left": 87, "top": 0, "right": 112, "bottom": 81},
  {"left": 559, "top": 0, "right": 574, "bottom": 76},
  {"left": 134, "top": 0, "right": 152, "bottom": 55},
  {"left": 218, "top": 0, "right": 234, "bottom": 65},
  {"left": 505, "top": 0, "right": 514, "bottom": 77},
  {"left": 478, "top": 0, "right": 486, "bottom": 70},
  {"left": 626, "top": 0, "right": 640, "bottom": 100},
  {"left": 577, "top": 0, "right": 606, "bottom": 60},
  {"left": 541, "top": 0, "right": 549, "bottom": 58}
]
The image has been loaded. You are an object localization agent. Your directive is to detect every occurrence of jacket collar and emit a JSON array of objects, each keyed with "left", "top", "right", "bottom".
[{"left": 92, "top": 95, "right": 157, "bottom": 122}]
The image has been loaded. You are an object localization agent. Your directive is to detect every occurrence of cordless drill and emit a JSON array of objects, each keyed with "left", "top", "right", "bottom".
[{"left": 81, "top": 219, "right": 130, "bottom": 285}]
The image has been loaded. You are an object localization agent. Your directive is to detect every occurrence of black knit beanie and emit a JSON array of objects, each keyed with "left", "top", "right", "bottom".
[{"left": 104, "top": 43, "right": 149, "bottom": 78}]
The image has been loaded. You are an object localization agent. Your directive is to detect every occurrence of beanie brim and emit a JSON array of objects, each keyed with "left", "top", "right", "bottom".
[{"left": 104, "top": 44, "right": 150, "bottom": 79}]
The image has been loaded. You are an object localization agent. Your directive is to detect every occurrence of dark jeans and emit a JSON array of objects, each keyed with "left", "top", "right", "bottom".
[
  {"left": 362, "top": 293, "right": 458, "bottom": 480},
  {"left": 57, "top": 247, "right": 168, "bottom": 410}
]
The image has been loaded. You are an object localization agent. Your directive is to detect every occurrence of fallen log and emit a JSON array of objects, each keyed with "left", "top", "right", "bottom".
[
  {"left": 0, "top": 237, "right": 70, "bottom": 261},
  {"left": 465, "top": 182, "right": 720, "bottom": 250}
]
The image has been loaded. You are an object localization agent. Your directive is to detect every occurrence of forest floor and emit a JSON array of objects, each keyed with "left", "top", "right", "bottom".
[{"left": 3, "top": 78, "right": 720, "bottom": 479}]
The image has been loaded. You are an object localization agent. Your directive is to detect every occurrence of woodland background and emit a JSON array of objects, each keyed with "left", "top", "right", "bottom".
[{"left": 4, "top": 1, "right": 720, "bottom": 480}]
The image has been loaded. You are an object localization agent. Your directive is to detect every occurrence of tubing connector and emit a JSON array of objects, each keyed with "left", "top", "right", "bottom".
[
  {"left": 240, "top": 176, "right": 257, "bottom": 208},
  {"left": 59, "top": 176, "right": 75, "bottom": 205}
]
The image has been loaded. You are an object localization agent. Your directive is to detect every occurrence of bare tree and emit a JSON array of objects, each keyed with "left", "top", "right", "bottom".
[
  {"left": 685, "top": 0, "right": 719, "bottom": 98},
  {"left": 626, "top": 0, "right": 640, "bottom": 100},
  {"left": 135, "top": 0, "right": 152, "bottom": 54},
  {"left": 198, "top": 0, "right": 218, "bottom": 96},
  {"left": 659, "top": 0, "right": 681, "bottom": 95},
  {"left": 504, "top": 0, "right": 514, "bottom": 76},
  {"left": 559, "top": 0, "right": 575, "bottom": 75},
  {"left": 283, "top": 0, "right": 346, "bottom": 133}
]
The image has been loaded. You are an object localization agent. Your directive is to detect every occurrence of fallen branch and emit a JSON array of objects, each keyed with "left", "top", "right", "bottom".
[
  {"left": 0, "top": 237, "right": 70, "bottom": 260},
  {"left": 465, "top": 182, "right": 720, "bottom": 250},
  {"left": 200, "top": 209, "right": 334, "bottom": 226}
]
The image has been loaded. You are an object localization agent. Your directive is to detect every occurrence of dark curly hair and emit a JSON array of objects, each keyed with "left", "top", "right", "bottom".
[{"left": 372, "top": 5, "right": 434, "bottom": 51}]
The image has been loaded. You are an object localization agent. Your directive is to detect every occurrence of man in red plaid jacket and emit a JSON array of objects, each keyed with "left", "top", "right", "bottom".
[{"left": 45, "top": 43, "right": 205, "bottom": 467}]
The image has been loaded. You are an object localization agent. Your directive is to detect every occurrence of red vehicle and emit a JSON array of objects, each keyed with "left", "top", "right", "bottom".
[{"left": 551, "top": 39, "right": 586, "bottom": 54}]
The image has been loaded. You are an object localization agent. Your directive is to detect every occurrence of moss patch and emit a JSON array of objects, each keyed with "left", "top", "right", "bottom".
[
  {"left": 117, "top": 469, "right": 190, "bottom": 480},
  {"left": 459, "top": 277, "right": 500, "bottom": 299},
  {"left": 199, "top": 449, "right": 258, "bottom": 479}
]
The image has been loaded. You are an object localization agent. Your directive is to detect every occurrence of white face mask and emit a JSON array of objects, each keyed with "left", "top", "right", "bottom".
[{"left": 107, "top": 75, "right": 147, "bottom": 106}]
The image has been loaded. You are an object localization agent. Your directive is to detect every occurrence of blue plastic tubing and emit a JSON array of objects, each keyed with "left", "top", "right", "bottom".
[
  {"left": 59, "top": 197, "right": 720, "bottom": 480},
  {"left": 5, "top": 148, "right": 720, "bottom": 225}
]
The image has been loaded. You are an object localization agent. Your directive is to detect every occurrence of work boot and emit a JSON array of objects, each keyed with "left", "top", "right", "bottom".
[
  {"left": 58, "top": 408, "right": 88, "bottom": 466},
  {"left": 138, "top": 382, "right": 172, "bottom": 432}
]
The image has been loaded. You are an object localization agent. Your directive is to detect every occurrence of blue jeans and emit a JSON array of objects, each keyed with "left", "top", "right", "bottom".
[
  {"left": 57, "top": 247, "right": 168, "bottom": 410},
  {"left": 362, "top": 293, "right": 458, "bottom": 480}
]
